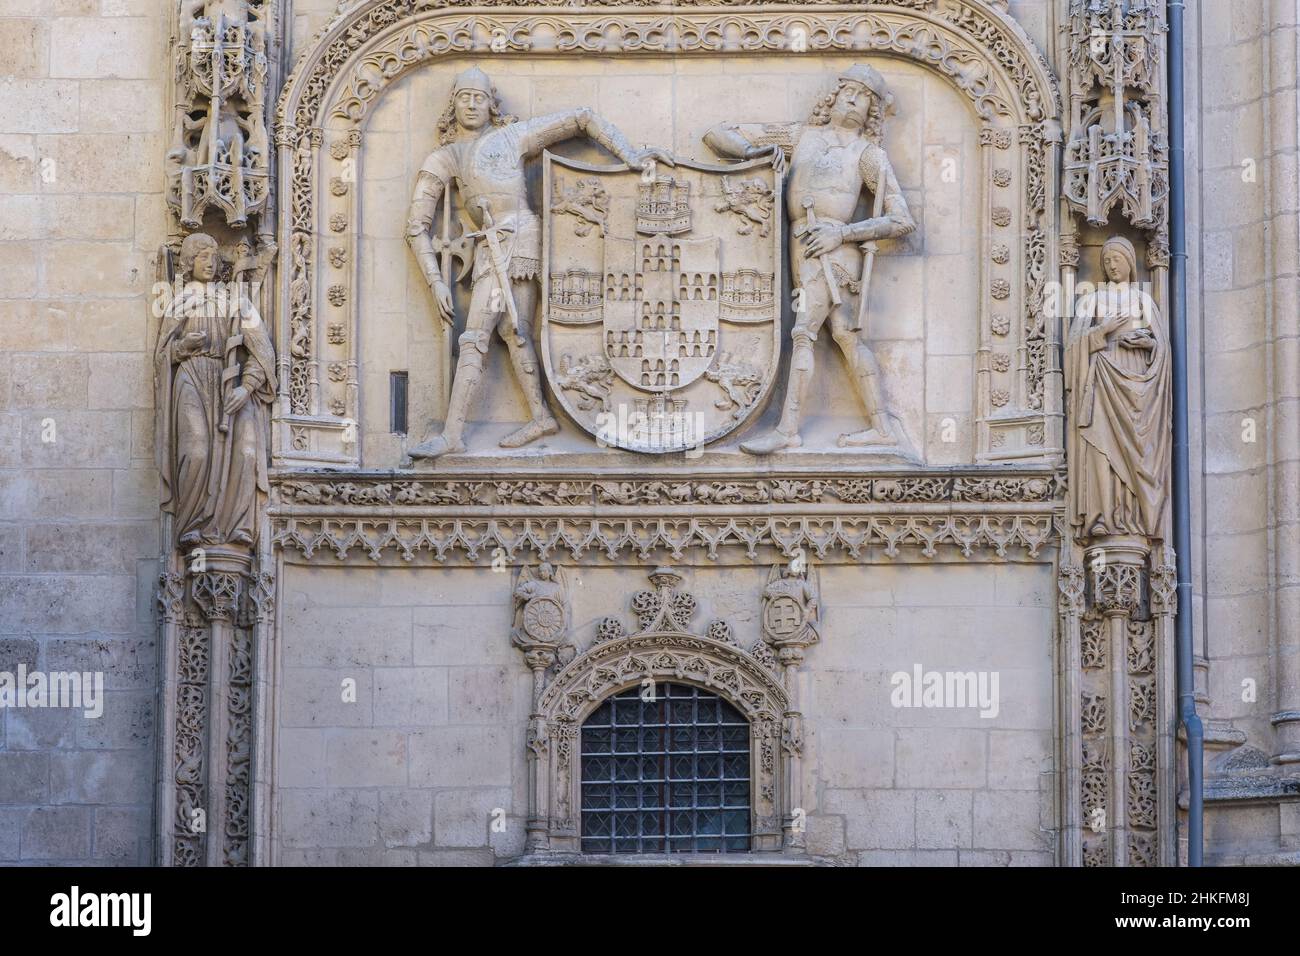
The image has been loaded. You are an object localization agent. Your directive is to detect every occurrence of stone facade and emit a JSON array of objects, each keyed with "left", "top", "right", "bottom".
[{"left": 0, "top": 0, "right": 1295, "bottom": 867}]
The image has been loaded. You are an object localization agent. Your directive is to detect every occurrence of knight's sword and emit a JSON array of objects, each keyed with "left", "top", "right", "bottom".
[
  {"left": 800, "top": 196, "right": 842, "bottom": 307},
  {"left": 851, "top": 155, "right": 889, "bottom": 333},
  {"left": 473, "top": 198, "right": 522, "bottom": 337},
  {"left": 433, "top": 185, "right": 455, "bottom": 410}
]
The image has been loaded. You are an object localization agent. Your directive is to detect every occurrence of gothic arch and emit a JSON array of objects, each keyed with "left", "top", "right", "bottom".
[
  {"left": 534, "top": 629, "right": 789, "bottom": 853},
  {"left": 270, "top": 0, "right": 1065, "bottom": 467}
]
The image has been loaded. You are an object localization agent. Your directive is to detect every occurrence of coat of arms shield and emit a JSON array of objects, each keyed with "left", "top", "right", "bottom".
[{"left": 541, "top": 152, "right": 782, "bottom": 453}]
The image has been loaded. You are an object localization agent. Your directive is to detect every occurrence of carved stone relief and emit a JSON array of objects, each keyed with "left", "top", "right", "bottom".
[
  {"left": 169, "top": 0, "right": 274, "bottom": 230},
  {"left": 146, "top": 0, "right": 1201, "bottom": 868},
  {"left": 704, "top": 63, "right": 916, "bottom": 457},
  {"left": 542, "top": 152, "right": 783, "bottom": 452},
  {"left": 530, "top": 567, "right": 792, "bottom": 853},
  {"left": 402, "top": 67, "right": 674, "bottom": 459},
  {"left": 271, "top": 0, "right": 1061, "bottom": 466}
]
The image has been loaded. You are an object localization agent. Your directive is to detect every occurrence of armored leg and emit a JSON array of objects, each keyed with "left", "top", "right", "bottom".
[
  {"left": 408, "top": 329, "right": 490, "bottom": 459},
  {"left": 497, "top": 279, "right": 558, "bottom": 449},
  {"left": 741, "top": 283, "right": 831, "bottom": 456},
  {"left": 830, "top": 313, "right": 896, "bottom": 446}
]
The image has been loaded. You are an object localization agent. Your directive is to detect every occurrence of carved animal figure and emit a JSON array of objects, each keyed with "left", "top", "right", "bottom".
[
  {"left": 705, "top": 354, "right": 763, "bottom": 419},
  {"left": 550, "top": 176, "right": 610, "bottom": 237},
  {"left": 555, "top": 353, "right": 615, "bottom": 412},
  {"left": 715, "top": 175, "right": 775, "bottom": 237}
]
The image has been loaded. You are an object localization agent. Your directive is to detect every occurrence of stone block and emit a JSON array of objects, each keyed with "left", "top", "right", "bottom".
[
  {"left": 93, "top": 807, "right": 148, "bottom": 862},
  {"left": 76, "top": 690, "right": 152, "bottom": 749},
  {"left": 0, "top": 574, "right": 135, "bottom": 633},
  {"left": 50, "top": 749, "right": 151, "bottom": 804},
  {"left": 972, "top": 790, "right": 1049, "bottom": 852},
  {"left": 50, "top": 17, "right": 158, "bottom": 79},
  {"left": 283, "top": 604, "right": 413, "bottom": 668},
  {"left": 374, "top": 668, "right": 447, "bottom": 727},
  {"left": 277, "top": 728, "right": 327, "bottom": 789},
  {"left": 44, "top": 636, "right": 155, "bottom": 690},
  {"left": 824, "top": 788, "right": 915, "bottom": 850},
  {"left": 0, "top": 19, "right": 47, "bottom": 77},
  {"left": 24, "top": 521, "right": 154, "bottom": 573},
  {"left": 0, "top": 134, "right": 40, "bottom": 193},
  {"left": 21, "top": 806, "right": 89, "bottom": 861},
  {"left": 281, "top": 668, "right": 373, "bottom": 728},
  {"left": 20, "top": 410, "right": 132, "bottom": 468},
  {"left": 0, "top": 636, "right": 39, "bottom": 672},
  {"left": 0, "top": 809, "right": 19, "bottom": 861},
  {"left": 41, "top": 240, "right": 154, "bottom": 297},
  {"left": 895, "top": 728, "right": 987, "bottom": 788},
  {"left": 814, "top": 728, "right": 895, "bottom": 789},
  {"left": 6, "top": 706, "right": 78, "bottom": 751},
  {"left": 279, "top": 789, "right": 379, "bottom": 849},
  {"left": 87, "top": 354, "right": 153, "bottom": 410},
  {"left": 325, "top": 729, "right": 408, "bottom": 788},
  {"left": 0, "top": 243, "right": 37, "bottom": 300},
  {"left": 986, "top": 730, "right": 1051, "bottom": 791},
  {"left": 379, "top": 789, "right": 433, "bottom": 848},
  {"left": 65, "top": 298, "right": 147, "bottom": 349},
  {"left": 77, "top": 80, "right": 164, "bottom": 133},
  {"left": 804, "top": 814, "right": 846, "bottom": 858},
  {"left": 0, "top": 79, "right": 78, "bottom": 134},
  {"left": 915, "top": 789, "right": 973, "bottom": 849},
  {"left": 433, "top": 788, "right": 511, "bottom": 848},
  {"left": 408, "top": 726, "right": 512, "bottom": 788},
  {"left": 446, "top": 666, "right": 523, "bottom": 724},
  {"left": 0, "top": 752, "right": 49, "bottom": 804}
]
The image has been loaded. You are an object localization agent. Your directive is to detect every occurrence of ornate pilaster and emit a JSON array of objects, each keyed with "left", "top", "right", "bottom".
[
  {"left": 510, "top": 564, "right": 575, "bottom": 852},
  {"left": 1077, "top": 540, "right": 1164, "bottom": 866},
  {"left": 156, "top": 0, "right": 282, "bottom": 867},
  {"left": 760, "top": 563, "right": 820, "bottom": 851}
]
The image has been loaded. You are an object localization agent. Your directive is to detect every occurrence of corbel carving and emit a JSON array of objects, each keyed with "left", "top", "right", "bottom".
[
  {"left": 760, "top": 563, "right": 821, "bottom": 669},
  {"left": 511, "top": 563, "right": 576, "bottom": 699}
]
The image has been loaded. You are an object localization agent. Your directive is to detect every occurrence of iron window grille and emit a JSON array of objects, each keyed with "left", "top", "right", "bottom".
[{"left": 580, "top": 682, "right": 751, "bottom": 854}]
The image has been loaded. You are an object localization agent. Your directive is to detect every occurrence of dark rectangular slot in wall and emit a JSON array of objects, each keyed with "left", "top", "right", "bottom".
[{"left": 390, "top": 371, "right": 408, "bottom": 435}]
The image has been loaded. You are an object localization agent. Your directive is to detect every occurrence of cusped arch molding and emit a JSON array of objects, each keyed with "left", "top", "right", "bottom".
[
  {"left": 277, "top": 0, "right": 1060, "bottom": 133},
  {"left": 533, "top": 628, "right": 790, "bottom": 854}
]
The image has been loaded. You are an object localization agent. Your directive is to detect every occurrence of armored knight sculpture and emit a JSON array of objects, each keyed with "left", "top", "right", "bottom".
[
  {"left": 405, "top": 66, "right": 673, "bottom": 459},
  {"left": 1065, "top": 235, "right": 1170, "bottom": 540},
  {"left": 155, "top": 232, "right": 276, "bottom": 548},
  {"left": 704, "top": 64, "right": 916, "bottom": 454}
]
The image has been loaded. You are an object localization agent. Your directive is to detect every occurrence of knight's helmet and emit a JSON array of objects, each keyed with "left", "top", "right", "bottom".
[
  {"left": 839, "top": 63, "right": 895, "bottom": 115},
  {"left": 451, "top": 66, "right": 493, "bottom": 97}
]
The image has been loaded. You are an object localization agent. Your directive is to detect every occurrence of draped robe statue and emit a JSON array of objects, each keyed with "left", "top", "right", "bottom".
[
  {"left": 156, "top": 232, "right": 277, "bottom": 548},
  {"left": 1065, "top": 236, "right": 1170, "bottom": 541}
]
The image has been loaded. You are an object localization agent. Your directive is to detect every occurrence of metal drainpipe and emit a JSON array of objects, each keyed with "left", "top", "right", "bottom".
[{"left": 1167, "top": 0, "right": 1204, "bottom": 867}]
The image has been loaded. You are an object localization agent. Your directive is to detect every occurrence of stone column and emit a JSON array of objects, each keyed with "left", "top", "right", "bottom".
[
  {"left": 1083, "top": 538, "right": 1162, "bottom": 867},
  {"left": 189, "top": 545, "right": 253, "bottom": 867}
]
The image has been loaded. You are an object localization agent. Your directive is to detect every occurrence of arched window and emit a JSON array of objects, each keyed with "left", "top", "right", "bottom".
[{"left": 580, "top": 682, "right": 751, "bottom": 854}]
